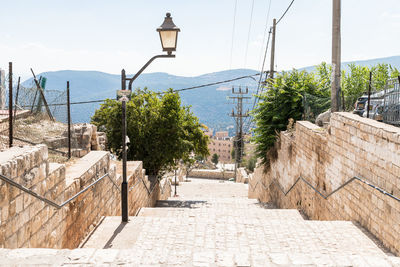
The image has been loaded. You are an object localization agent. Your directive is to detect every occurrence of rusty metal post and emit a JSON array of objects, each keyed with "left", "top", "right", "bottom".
[
  {"left": 67, "top": 81, "right": 71, "bottom": 159},
  {"left": 8, "top": 62, "right": 13, "bottom": 148},
  {"left": 174, "top": 168, "right": 177, "bottom": 197},
  {"left": 13, "top": 77, "right": 20, "bottom": 124},
  {"left": 367, "top": 72, "right": 372, "bottom": 119}
]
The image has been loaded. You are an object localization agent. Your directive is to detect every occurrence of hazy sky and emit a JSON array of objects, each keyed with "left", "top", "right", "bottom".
[{"left": 1, "top": 0, "right": 400, "bottom": 79}]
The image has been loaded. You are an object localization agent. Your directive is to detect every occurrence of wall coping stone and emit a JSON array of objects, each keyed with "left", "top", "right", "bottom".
[
  {"left": 334, "top": 112, "right": 400, "bottom": 133},
  {"left": 0, "top": 145, "right": 46, "bottom": 164},
  {"left": 65, "top": 151, "right": 109, "bottom": 186}
]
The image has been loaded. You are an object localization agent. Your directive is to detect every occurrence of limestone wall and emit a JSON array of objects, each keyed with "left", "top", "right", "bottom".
[
  {"left": 188, "top": 169, "right": 234, "bottom": 179},
  {"left": 0, "top": 145, "right": 171, "bottom": 249},
  {"left": 249, "top": 112, "right": 400, "bottom": 255},
  {"left": 236, "top": 167, "right": 249, "bottom": 183}
]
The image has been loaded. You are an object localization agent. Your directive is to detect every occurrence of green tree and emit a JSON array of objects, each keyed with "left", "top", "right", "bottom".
[
  {"left": 91, "top": 88, "right": 209, "bottom": 176},
  {"left": 253, "top": 70, "right": 310, "bottom": 165},
  {"left": 211, "top": 153, "right": 219, "bottom": 165}
]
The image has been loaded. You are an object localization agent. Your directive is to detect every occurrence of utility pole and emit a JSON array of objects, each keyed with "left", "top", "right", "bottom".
[
  {"left": 269, "top": 18, "right": 277, "bottom": 80},
  {"left": 331, "top": 0, "right": 341, "bottom": 112},
  {"left": 229, "top": 86, "right": 250, "bottom": 182}
]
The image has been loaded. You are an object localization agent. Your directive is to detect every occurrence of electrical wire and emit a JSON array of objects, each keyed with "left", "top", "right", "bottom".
[
  {"left": 257, "top": 0, "right": 272, "bottom": 70},
  {"left": 29, "top": 73, "right": 262, "bottom": 107},
  {"left": 243, "top": 29, "right": 273, "bottom": 132},
  {"left": 276, "top": 0, "right": 295, "bottom": 25},
  {"left": 243, "top": 0, "right": 255, "bottom": 68},
  {"left": 229, "top": 0, "right": 238, "bottom": 70}
]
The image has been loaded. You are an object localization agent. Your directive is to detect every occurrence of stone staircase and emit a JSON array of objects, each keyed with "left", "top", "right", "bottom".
[{"left": 0, "top": 179, "right": 399, "bottom": 266}]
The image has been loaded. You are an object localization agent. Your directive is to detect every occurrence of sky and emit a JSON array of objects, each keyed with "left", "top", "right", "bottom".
[{"left": 1, "top": 0, "right": 400, "bottom": 80}]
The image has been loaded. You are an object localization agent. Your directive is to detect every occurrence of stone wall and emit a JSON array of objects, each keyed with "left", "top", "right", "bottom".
[
  {"left": 188, "top": 169, "right": 234, "bottom": 180},
  {"left": 0, "top": 144, "right": 170, "bottom": 249},
  {"left": 236, "top": 167, "right": 249, "bottom": 183},
  {"left": 249, "top": 112, "right": 400, "bottom": 255}
]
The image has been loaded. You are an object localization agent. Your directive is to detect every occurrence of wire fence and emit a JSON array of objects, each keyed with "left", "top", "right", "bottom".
[
  {"left": 0, "top": 71, "right": 106, "bottom": 163},
  {"left": 383, "top": 78, "right": 400, "bottom": 125}
]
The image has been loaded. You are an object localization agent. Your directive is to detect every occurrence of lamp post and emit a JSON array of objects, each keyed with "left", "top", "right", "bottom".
[{"left": 120, "top": 13, "right": 180, "bottom": 222}]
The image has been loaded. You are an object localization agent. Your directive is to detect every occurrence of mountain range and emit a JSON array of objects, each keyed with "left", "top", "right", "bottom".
[{"left": 22, "top": 55, "right": 400, "bottom": 134}]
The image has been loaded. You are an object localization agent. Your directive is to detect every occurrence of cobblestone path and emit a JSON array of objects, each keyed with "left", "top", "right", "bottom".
[{"left": 1, "top": 178, "right": 399, "bottom": 266}]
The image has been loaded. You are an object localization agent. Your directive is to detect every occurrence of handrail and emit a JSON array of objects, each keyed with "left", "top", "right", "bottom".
[
  {"left": 128, "top": 175, "right": 171, "bottom": 196},
  {"left": 0, "top": 172, "right": 120, "bottom": 209},
  {"left": 249, "top": 175, "right": 400, "bottom": 202}
]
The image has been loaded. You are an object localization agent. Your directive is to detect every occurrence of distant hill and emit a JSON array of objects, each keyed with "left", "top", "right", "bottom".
[
  {"left": 300, "top": 55, "right": 400, "bottom": 72},
  {"left": 22, "top": 55, "right": 400, "bottom": 133},
  {"left": 22, "top": 69, "right": 259, "bottom": 133}
]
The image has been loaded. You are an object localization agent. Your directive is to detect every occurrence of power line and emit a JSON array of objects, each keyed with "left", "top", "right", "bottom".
[
  {"left": 257, "top": 0, "right": 272, "bottom": 70},
  {"left": 244, "top": 0, "right": 255, "bottom": 68},
  {"left": 243, "top": 28, "right": 273, "bottom": 133},
  {"left": 276, "top": 0, "right": 295, "bottom": 25},
  {"left": 229, "top": 0, "right": 238, "bottom": 69},
  {"left": 167, "top": 73, "right": 260, "bottom": 94},
  {"left": 29, "top": 73, "right": 261, "bottom": 107}
]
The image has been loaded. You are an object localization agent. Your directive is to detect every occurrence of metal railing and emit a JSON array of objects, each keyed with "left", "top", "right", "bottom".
[
  {"left": 128, "top": 174, "right": 171, "bottom": 196},
  {"left": 0, "top": 172, "right": 120, "bottom": 209},
  {"left": 249, "top": 175, "right": 400, "bottom": 203}
]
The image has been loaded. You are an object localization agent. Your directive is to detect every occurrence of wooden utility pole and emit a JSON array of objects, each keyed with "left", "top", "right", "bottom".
[
  {"left": 331, "top": 0, "right": 341, "bottom": 112},
  {"left": 269, "top": 18, "right": 277, "bottom": 79}
]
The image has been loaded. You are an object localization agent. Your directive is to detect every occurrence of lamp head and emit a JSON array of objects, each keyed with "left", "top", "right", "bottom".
[{"left": 157, "top": 12, "right": 180, "bottom": 53}]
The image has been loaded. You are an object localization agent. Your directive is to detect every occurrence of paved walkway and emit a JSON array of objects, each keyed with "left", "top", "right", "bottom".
[
  {"left": 81, "top": 178, "right": 399, "bottom": 266},
  {"left": 1, "top": 178, "right": 399, "bottom": 266}
]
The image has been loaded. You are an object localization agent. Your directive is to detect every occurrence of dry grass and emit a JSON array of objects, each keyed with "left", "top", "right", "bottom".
[
  {"left": 14, "top": 115, "right": 67, "bottom": 143},
  {"left": 0, "top": 115, "right": 72, "bottom": 163}
]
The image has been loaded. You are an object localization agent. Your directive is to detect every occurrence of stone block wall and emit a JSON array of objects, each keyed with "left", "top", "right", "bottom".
[
  {"left": 249, "top": 112, "right": 400, "bottom": 255},
  {"left": 0, "top": 145, "right": 171, "bottom": 249},
  {"left": 236, "top": 167, "right": 249, "bottom": 183}
]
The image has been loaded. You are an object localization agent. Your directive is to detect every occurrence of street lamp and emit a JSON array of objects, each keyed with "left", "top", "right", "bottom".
[
  {"left": 120, "top": 13, "right": 180, "bottom": 222},
  {"left": 157, "top": 12, "right": 180, "bottom": 54}
]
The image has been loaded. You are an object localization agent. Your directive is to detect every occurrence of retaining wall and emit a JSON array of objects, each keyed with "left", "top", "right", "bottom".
[
  {"left": 0, "top": 145, "right": 170, "bottom": 249},
  {"left": 249, "top": 112, "right": 400, "bottom": 255}
]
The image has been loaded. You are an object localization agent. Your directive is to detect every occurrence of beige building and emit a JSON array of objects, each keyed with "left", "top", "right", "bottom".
[{"left": 207, "top": 131, "right": 233, "bottom": 163}]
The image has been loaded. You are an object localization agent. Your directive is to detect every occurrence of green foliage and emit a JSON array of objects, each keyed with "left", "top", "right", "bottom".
[
  {"left": 246, "top": 155, "right": 257, "bottom": 172},
  {"left": 91, "top": 88, "right": 209, "bottom": 176},
  {"left": 252, "top": 62, "right": 399, "bottom": 167},
  {"left": 253, "top": 69, "right": 311, "bottom": 165},
  {"left": 211, "top": 153, "right": 219, "bottom": 165}
]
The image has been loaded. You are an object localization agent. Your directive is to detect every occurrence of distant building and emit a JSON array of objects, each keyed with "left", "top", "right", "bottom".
[{"left": 206, "top": 130, "right": 233, "bottom": 163}]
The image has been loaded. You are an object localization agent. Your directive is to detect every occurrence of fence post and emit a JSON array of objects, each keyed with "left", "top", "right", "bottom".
[
  {"left": 13, "top": 77, "right": 20, "bottom": 124},
  {"left": 367, "top": 71, "right": 372, "bottom": 119},
  {"left": 8, "top": 62, "right": 13, "bottom": 148},
  {"left": 67, "top": 81, "right": 71, "bottom": 159},
  {"left": 0, "top": 69, "right": 5, "bottom": 110}
]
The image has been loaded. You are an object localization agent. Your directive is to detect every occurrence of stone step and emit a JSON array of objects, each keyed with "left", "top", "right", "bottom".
[
  {"left": 0, "top": 247, "right": 397, "bottom": 266},
  {"left": 83, "top": 216, "right": 387, "bottom": 258},
  {"left": 139, "top": 206, "right": 305, "bottom": 221}
]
